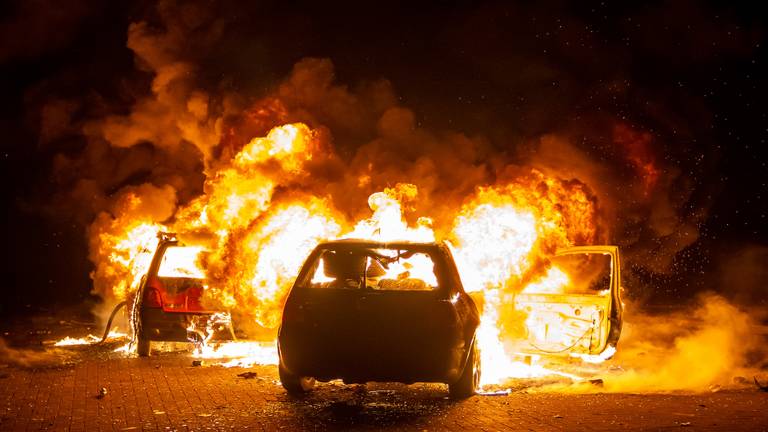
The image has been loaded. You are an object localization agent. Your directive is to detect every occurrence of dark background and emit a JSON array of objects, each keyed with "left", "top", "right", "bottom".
[{"left": 1, "top": 0, "right": 766, "bottom": 317}]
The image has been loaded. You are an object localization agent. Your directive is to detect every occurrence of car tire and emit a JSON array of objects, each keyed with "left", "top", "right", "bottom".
[
  {"left": 137, "top": 332, "right": 151, "bottom": 357},
  {"left": 449, "top": 339, "right": 480, "bottom": 399},
  {"left": 279, "top": 362, "right": 315, "bottom": 394}
]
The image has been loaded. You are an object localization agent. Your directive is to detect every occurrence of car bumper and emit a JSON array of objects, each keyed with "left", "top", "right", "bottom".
[
  {"left": 140, "top": 308, "right": 215, "bottom": 342},
  {"left": 278, "top": 330, "right": 463, "bottom": 384}
]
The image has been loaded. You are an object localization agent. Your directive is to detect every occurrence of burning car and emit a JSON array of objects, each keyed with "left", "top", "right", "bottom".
[
  {"left": 132, "top": 232, "right": 233, "bottom": 356},
  {"left": 511, "top": 246, "right": 623, "bottom": 358},
  {"left": 277, "top": 239, "right": 481, "bottom": 398}
]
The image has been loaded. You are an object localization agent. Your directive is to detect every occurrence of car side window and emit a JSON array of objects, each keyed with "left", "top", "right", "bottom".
[{"left": 520, "top": 252, "right": 612, "bottom": 295}]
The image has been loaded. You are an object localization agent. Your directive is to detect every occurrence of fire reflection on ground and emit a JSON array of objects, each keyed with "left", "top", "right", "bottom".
[{"left": 12, "top": 299, "right": 764, "bottom": 396}]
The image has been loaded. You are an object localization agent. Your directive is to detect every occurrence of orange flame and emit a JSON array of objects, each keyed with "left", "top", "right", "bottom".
[{"left": 84, "top": 122, "right": 604, "bottom": 386}]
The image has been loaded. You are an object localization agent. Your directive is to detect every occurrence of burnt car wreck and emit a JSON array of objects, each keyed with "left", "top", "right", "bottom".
[
  {"left": 132, "top": 233, "right": 234, "bottom": 356},
  {"left": 278, "top": 240, "right": 481, "bottom": 398},
  {"left": 511, "top": 246, "right": 623, "bottom": 358}
]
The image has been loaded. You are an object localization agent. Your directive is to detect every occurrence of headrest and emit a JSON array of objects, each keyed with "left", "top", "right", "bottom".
[{"left": 322, "top": 250, "right": 366, "bottom": 278}]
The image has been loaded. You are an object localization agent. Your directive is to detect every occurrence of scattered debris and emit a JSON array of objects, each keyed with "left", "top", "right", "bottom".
[
  {"left": 588, "top": 379, "right": 604, "bottom": 387},
  {"left": 366, "top": 401, "right": 399, "bottom": 409},
  {"left": 733, "top": 376, "right": 750, "bottom": 385},
  {"left": 192, "top": 360, "right": 203, "bottom": 367},
  {"left": 96, "top": 387, "right": 108, "bottom": 399},
  {"left": 754, "top": 377, "right": 768, "bottom": 392},
  {"left": 237, "top": 371, "right": 258, "bottom": 379},
  {"left": 327, "top": 401, "right": 363, "bottom": 417},
  {"left": 478, "top": 389, "right": 511, "bottom": 396},
  {"left": 368, "top": 390, "right": 396, "bottom": 396}
]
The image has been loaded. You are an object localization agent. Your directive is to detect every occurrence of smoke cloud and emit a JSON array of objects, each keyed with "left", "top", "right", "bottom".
[
  {"left": 0, "top": 338, "right": 60, "bottom": 369},
  {"left": 556, "top": 294, "right": 767, "bottom": 393},
  {"left": 29, "top": 1, "right": 749, "bottom": 295}
]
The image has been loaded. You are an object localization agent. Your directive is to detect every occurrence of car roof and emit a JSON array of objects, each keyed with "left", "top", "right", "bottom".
[
  {"left": 157, "top": 232, "right": 216, "bottom": 248},
  {"left": 555, "top": 245, "right": 618, "bottom": 255},
  {"left": 317, "top": 238, "right": 443, "bottom": 249}
]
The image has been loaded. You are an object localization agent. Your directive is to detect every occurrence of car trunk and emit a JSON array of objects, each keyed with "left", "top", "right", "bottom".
[{"left": 281, "top": 287, "right": 461, "bottom": 383}]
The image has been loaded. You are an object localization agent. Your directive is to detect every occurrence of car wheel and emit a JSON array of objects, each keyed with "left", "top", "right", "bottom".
[
  {"left": 279, "top": 362, "right": 315, "bottom": 394},
  {"left": 137, "top": 332, "right": 151, "bottom": 357},
  {"left": 449, "top": 339, "right": 480, "bottom": 399}
]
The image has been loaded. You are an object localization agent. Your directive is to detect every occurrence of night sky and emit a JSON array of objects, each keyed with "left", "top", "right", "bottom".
[{"left": 1, "top": 0, "right": 766, "bottom": 316}]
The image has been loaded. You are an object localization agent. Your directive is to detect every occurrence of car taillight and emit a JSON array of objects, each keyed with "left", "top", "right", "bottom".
[{"left": 143, "top": 288, "right": 163, "bottom": 308}]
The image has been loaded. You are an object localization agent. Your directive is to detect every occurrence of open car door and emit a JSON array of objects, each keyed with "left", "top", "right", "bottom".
[{"left": 512, "top": 246, "right": 623, "bottom": 356}]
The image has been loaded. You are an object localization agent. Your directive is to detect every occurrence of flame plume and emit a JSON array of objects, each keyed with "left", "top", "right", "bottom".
[{"left": 86, "top": 121, "right": 605, "bottom": 385}]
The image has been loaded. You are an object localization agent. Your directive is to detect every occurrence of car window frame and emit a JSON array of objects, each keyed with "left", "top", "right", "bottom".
[{"left": 293, "top": 242, "right": 452, "bottom": 296}]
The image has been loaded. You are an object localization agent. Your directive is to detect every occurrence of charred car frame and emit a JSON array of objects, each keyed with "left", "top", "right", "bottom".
[{"left": 132, "top": 232, "right": 233, "bottom": 356}]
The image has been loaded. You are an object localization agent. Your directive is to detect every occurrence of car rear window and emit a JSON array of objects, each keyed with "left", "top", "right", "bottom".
[
  {"left": 157, "top": 246, "right": 206, "bottom": 279},
  {"left": 304, "top": 247, "right": 439, "bottom": 291}
]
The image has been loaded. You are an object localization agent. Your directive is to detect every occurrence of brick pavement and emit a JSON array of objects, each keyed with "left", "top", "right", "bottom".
[{"left": 1, "top": 351, "right": 767, "bottom": 431}]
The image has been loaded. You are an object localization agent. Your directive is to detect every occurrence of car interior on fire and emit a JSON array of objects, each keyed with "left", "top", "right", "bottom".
[
  {"left": 306, "top": 247, "right": 439, "bottom": 291},
  {"left": 137, "top": 237, "right": 238, "bottom": 357},
  {"left": 149, "top": 245, "right": 208, "bottom": 312}
]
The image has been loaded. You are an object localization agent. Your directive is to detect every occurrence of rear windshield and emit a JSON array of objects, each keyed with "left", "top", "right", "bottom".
[
  {"left": 157, "top": 246, "right": 206, "bottom": 279},
  {"left": 301, "top": 246, "right": 439, "bottom": 291}
]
